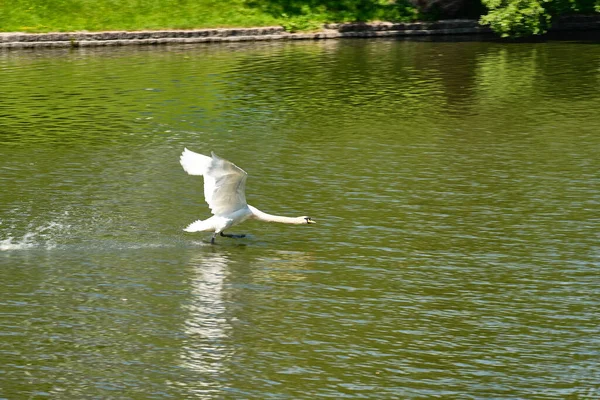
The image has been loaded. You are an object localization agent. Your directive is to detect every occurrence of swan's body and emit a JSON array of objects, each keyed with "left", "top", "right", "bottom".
[{"left": 180, "top": 148, "right": 315, "bottom": 243}]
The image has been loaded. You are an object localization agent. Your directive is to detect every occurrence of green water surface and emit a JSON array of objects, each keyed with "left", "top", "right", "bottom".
[{"left": 1, "top": 36, "right": 599, "bottom": 398}]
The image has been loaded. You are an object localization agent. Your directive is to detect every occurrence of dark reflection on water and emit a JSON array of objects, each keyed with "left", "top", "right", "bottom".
[{"left": 1, "top": 37, "right": 599, "bottom": 398}]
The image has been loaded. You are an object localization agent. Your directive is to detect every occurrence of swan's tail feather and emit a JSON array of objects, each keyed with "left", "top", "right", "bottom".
[
  {"left": 180, "top": 148, "right": 212, "bottom": 176},
  {"left": 183, "top": 218, "right": 214, "bottom": 232}
]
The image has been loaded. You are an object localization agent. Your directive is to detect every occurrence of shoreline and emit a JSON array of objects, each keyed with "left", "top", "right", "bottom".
[{"left": 1, "top": 16, "right": 599, "bottom": 49}]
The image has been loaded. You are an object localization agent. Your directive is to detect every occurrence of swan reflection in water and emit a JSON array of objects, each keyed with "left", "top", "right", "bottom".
[
  {"left": 180, "top": 251, "right": 233, "bottom": 390},
  {"left": 178, "top": 248, "right": 314, "bottom": 393}
]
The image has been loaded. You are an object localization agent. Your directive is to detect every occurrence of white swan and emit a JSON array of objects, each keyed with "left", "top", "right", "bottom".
[{"left": 180, "top": 148, "right": 315, "bottom": 244}]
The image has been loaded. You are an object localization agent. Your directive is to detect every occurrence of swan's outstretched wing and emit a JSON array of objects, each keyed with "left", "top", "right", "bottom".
[{"left": 180, "top": 148, "right": 248, "bottom": 216}]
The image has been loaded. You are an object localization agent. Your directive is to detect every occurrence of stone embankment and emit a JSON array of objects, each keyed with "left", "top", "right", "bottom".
[
  {"left": 1, "top": 16, "right": 598, "bottom": 49},
  {"left": 0, "top": 20, "right": 489, "bottom": 49}
]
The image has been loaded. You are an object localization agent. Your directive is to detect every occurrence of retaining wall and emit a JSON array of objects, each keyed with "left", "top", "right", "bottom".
[{"left": 1, "top": 16, "right": 598, "bottom": 49}]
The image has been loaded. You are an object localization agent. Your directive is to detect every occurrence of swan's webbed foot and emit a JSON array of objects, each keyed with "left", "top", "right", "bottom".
[{"left": 220, "top": 232, "right": 246, "bottom": 239}]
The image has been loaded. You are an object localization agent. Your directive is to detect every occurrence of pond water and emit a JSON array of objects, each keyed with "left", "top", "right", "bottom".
[{"left": 1, "top": 35, "right": 599, "bottom": 398}]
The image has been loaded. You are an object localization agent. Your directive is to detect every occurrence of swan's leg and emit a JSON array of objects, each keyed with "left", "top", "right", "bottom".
[
  {"left": 210, "top": 232, "right": 218, "bottom": 244},
  {"left": 220, "top": 232, "right": 246, "bottom": 239}
]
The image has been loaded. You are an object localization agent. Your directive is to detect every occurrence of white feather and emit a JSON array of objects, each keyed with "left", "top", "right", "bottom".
[
  {"left": 183, "top": 217, "right": 218, "bottom": 233},
  {"left": 180, "top": 148, "right": 248, "bottom": 216}
]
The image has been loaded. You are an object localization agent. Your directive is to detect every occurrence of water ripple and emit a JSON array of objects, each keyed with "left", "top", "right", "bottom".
[{"left": 2, "top": 39, "right": 600, "bottom": 399}]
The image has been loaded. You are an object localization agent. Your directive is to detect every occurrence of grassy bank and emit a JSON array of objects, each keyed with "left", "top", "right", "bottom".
[
  {"left": 2, "top": 0, "right": 597, "bottom": 37},
  {"left": 1, "top": 0, "right": 279, "bottom": 32},
  {"left": 0, "top": 0, "right": 419, "bottom": 33}
]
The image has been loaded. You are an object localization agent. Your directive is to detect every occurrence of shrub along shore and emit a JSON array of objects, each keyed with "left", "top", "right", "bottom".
[{"left": 1, "top": 15, "right": 599, "bottom": 49}]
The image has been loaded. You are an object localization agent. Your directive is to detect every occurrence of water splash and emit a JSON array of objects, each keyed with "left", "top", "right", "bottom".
[
  {"left": 0, "top": 232, "right": 37, "bottom": 251},
  {"left": 0, "top": 220, "right": 67, "bottom": 251},
  {"left": 0, "top": 213, "right": 197, "bottom": 252}
]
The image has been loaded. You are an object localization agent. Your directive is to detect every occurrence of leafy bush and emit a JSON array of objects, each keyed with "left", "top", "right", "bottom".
[
  {"left": 280, "top": 12, "right": 323, "bottom": 32},
  {"left": 480, "top": 0, "right": 600, "bottom": 37},
  {"left": 249, "top": 0, "right": 418, "bottom": 25}
]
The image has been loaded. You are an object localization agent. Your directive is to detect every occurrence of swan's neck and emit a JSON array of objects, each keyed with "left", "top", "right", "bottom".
[{"left": 249, "top": 205, "right": 303, "bottom": 224}]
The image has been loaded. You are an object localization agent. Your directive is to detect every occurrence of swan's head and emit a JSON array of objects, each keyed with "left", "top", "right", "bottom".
[{"left": 301, "top": 216, "right": 316, "bottom": 224}]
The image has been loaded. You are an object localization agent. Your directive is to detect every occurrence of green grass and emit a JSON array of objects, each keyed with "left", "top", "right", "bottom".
[
  {"left": 0, "top": 0, "right": 418, "bottom": 33},
  {"left": 0, "top": 0, "right": 278, "bottom": 32}
]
